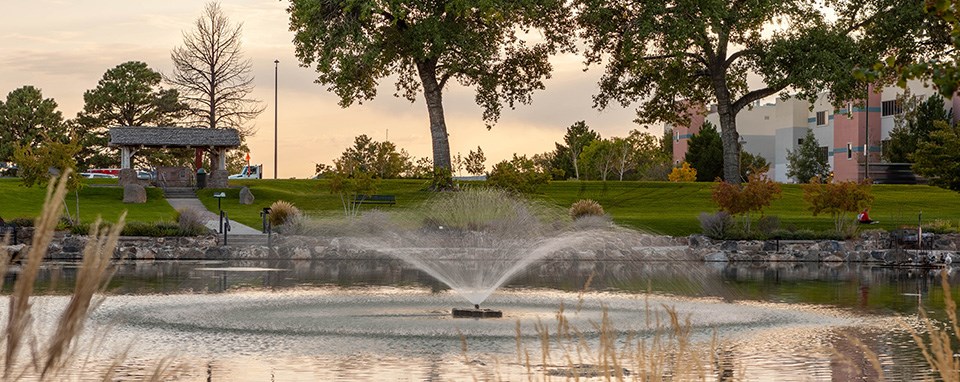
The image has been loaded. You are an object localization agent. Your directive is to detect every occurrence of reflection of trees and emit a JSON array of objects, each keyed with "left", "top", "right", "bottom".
[{"left": 21, "top": 261, "right": 960, "bottom": 315}]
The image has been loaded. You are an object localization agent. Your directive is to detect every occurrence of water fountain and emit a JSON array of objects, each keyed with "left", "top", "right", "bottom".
[{"left": 344, "top": 188, "right": 623, "bottom": 317}]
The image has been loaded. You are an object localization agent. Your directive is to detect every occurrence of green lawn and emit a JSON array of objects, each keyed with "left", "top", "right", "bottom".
[
  {"left": 2, "top": 177, "right": 957, "bottom": 236},
  {"left": 0, "top": 178, "right": 175, "bottom": 224},
  {"left": 200, "top": 179, "right": 960, "bottom": 236}
]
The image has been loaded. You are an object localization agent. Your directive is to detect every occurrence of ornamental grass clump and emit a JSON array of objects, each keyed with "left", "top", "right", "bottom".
[
  {"left": 569, "top": 199, "right": 605, "bottom": 220},
  {"left": 269, "top": 200, "right": 301, "bottom": 227},
  {"left": 0, "top": 172, "right": 171, "bottom": 380},
  {"left": 175, "top": 208, "right": 207, "bottom": 235}
]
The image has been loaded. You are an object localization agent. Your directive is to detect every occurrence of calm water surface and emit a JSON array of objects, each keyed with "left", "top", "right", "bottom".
[{"left": 12, "top": 259, "right": 959, "bottom": 381}]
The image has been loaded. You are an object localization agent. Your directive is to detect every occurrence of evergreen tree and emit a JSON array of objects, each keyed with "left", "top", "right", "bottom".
[
  {"left": 684, "top": 122, "right": 723, "bottom": 181},
  {"left": 786, "top": 129, "right": 830, "bottom": 183},
  {"left": 885, "top": 93, "right": 951, "bottom": 163}
]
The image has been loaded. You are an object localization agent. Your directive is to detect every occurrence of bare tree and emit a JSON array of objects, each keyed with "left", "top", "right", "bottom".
[{"left": 168, "top": 2, "right": 263, "bottom": 134}]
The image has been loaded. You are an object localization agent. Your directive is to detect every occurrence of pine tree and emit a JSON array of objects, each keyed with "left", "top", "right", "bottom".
[{"left": 786, "top": 129, "right": 830, "bottom": 183}]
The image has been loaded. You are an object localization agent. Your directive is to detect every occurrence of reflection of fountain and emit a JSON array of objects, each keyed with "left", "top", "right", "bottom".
[{"left": 346, "top": 189, "right": 612, "bottom": 310}]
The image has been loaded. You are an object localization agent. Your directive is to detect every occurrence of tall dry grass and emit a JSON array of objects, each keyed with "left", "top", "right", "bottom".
[
  {"left": 904, "top": 270, "right": 960, "bottom": 382},
  {"left": 0, "top": 172, "right": 170, "bottom": 381}
]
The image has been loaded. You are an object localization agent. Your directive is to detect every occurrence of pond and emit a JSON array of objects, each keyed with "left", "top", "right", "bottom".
[{"left": 9, "top": 259, "right": 958, "bottom": 381}]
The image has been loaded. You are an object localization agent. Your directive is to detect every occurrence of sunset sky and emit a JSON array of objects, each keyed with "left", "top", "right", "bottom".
[{"left": 0, "top": 0, "right": 643, "bottom": 178}]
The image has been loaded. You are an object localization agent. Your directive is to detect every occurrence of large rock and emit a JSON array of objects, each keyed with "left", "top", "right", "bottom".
[
  {"left": 123, "top": 184, "right": 147, "bottom": 204},
  {"left": 239, "top": 186, "right": 255, "bottom": 205}
]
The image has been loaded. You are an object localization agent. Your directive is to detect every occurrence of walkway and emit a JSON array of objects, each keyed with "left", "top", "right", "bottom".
[{"left": 165, "top": 198, "right": 264, "bottom": 235}]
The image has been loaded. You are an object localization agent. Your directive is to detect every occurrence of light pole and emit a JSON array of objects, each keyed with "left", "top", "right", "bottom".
[{"left": 274, "top": 59, "right": 279, "bottom": 180}]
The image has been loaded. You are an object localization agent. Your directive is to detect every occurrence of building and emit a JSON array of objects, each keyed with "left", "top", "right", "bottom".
[{"left": 669, "top": 82, "right": 956, "bottom": 182}]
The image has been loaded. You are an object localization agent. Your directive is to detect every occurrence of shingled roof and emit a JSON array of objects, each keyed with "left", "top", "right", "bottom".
[{"left": 108, "top": 127, "right": 241, "bottom": 148}]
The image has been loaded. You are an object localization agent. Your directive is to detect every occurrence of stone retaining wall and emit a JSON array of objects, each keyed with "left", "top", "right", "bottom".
[{"left": 2, "top": 229, "right": 958, "bottom": 264}]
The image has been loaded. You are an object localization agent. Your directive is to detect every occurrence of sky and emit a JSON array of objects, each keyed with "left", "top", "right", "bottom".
[{"left": 0, "top": 0, "right": 644, "bottom": 178}]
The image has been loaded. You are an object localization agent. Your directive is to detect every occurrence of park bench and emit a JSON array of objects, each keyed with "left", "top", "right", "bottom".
[{"left": 351, "top": 194, "right": 396, "bottom": 205}]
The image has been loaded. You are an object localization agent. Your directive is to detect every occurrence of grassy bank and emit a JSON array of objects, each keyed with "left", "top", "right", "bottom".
[
  {"left": 0, "top": 178, "right": 175, "bottom": 224},
  {"left": 202, "top": 179, "right": 960, "bottom": 236},
  {"left": 2, "top": 177, "right": 957, "bottom": 236}
]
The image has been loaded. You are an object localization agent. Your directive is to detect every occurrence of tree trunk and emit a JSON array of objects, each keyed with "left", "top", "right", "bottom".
[
  {"left": 712, "top": 77, "right": 742, "bottom": 184},
  {"left": 416, "top": 59, "right": 452, "bottom": 176},
  {"left": 571, "top": 147, "right": 580, "bottom": 180}
]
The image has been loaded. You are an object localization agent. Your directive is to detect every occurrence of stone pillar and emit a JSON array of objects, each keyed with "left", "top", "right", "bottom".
[
  {"left": 208, "top": 169, "right": 229, "bottom": 188},
  {"left": 118, "top": 168, "right": 138, "bottom": 186}
]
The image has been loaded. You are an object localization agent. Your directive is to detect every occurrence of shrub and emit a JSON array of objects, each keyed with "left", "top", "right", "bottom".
[
  {"left": 699, "top": 211, "right": 734, "bottom": 239},
  {"left": 175, "top": 208, "right": 207, "bottom": 235},
  {"left": 923, "top": 219, "right": 959, "bottom": 234},
  {"left": 757, "top": 215, "right": 781, "bottom": 235},
  {"left": 802, "top": 177, "right": 873, "bottom": 234},
  {"left": 486, "top": 154, "right": 550, "bottom": 194},
  {"left": 8, "top": 217, "right": 34, "bottom": 227},
  {"left": 569, "top": 199, "right": 604, "bottom": 220},
  {"left": 269, "top": 200, "right": 301, "bottom": 227},
  {"left": 712, "top": 170, "right": 781, "bottom": 232},
  {"left": 668, "top": 162, "right": 697, "bottom": 182}
]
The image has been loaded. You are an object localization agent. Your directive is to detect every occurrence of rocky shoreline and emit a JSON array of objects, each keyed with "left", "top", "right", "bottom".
[{"left": 2, "top": 227, "right": 957, "bottom": 265}]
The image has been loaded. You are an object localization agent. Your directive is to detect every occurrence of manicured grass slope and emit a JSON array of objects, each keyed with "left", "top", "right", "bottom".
[
  {"left": 0, "top": 178, "right": 175, "bottom": 224},
  {"left": 201, "top": 179, "right": 960, "bottom": 236},
  {"left": 2, "top": 177, "right": 955, "bottom": 236}
]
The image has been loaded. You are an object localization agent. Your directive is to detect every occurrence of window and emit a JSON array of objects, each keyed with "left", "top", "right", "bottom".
[
  {"left": 819, "top": 146, "right": 829, "bottom": 162},
  {"left": 816, "top": 111, "right": 826, "bottom": 126},
  {"left": 847, "top": 143, "right": 852, "bottom": 159},
  {"left": 764, "top": 116, "right": 770, "bottom": 120},
  {"left": 798, "top": 138, "right": 804, "bottom": 145},
  {"left": 674, "top": 131, "right": 679, "bottom": 142},
  {"left": 881, "top": 100, "right": 902, "bottom": 116}
]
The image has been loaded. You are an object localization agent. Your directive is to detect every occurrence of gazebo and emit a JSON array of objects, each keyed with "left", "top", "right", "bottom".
[{"left": 108, "top": 127, "right": 241, "bottom": 188}]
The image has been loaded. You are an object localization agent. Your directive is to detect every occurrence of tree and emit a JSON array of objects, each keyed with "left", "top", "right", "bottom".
[
  {"left": 662, "top": 127, "right": 674, "bottom": 158},
  {"left": 786, "top": 129, "right": 830, "bottom": 183},
  {"left": 873, "top": 1, "right": 959, "bottom": 97},
  {"left": 559, "top": 121, "right": 600, "bottom": 180},
  {"left": 668, "top": 162, "right": 697, "bottom": 182},
  {"left": 168, "top": 2, "right": 264, "bottom": 170},
  {"left": 0, "top": 86, "right": 65, "bottom": 162},
  {"left": 631, "top": 130, "right": 672, "bottom": 180},
  {"left": 913, "top": 120, "right": 960, "bottom": 191},
  {"left": 465, "top": 146, "right": 486, "bottom": 176},
  {"left": 487, "top": 154, "right": 551, "bottom": 194},
  {"left": 328, "top": 159, "right": 377, "bottom": 218},
  {"left": 288, "top": 0, "right": 573, "bottom": 184},
  {"left": 684, "top": 121, "right": 723, "bottom": 182},
  {"left": 885, "top": 93, "right": 951, "bottom": 163},
  {"left": 328, "top": 134, "right": 411, "bottom": 179},
  {"left": 575, "top": 0, "right": 911, "bottom": 183},
  {"left": 802, "top": 177, "right": 873, "bottom": 235},
  {"left": 739, "top": 151, "right": 770, "bottom": 181},
  {"left": 77, "top": 61, "right": 187, "bottom": 169},
  {"left": 13, "top": 135, "right": 83, "bottom": 222},
  {"left": 579, "top": 139, "right": 617, "bottom": 181},
  {"left": 712, "top": 170, "right": 782, "bottom": 232}
]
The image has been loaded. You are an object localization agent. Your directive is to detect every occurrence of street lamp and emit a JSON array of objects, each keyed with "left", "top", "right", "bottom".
[{"left": 274, "top": 59, "right": 279, "bottom": 180}]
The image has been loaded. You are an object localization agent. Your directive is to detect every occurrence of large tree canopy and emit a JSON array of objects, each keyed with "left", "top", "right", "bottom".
[
  {"left": 287, "top": 0, "right": 573, "bottom": 178},
  {"left": 0, "top": 86, "right": 65, "bottom": 162},
  {"left": 574, "top": 0, "right": 928, "bottom": 183},
  {"left": 77, "top": 61, "right": 187, "bottom": 169}
]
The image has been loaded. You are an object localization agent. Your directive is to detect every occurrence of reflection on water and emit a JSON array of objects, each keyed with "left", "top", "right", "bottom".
[{"left": 9, "top": 260, "right": 959, "bottom": 381}]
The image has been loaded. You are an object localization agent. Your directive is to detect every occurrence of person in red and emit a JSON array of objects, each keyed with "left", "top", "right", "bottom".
[{"left": 857, "top": 208, "right": 877, "bottom": 224}]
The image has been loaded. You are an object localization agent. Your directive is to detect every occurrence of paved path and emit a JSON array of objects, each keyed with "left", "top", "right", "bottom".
[{"left": 165, "top": 198, "right": 264, "bottom": 235}]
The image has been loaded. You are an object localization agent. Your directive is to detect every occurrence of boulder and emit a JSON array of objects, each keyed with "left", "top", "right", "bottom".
[
  {"left": 239, "top": 186, "right": 255, "bottom": 205},
  {"left": 123, "top": 184, "right": 147, "bottom": 204}
]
